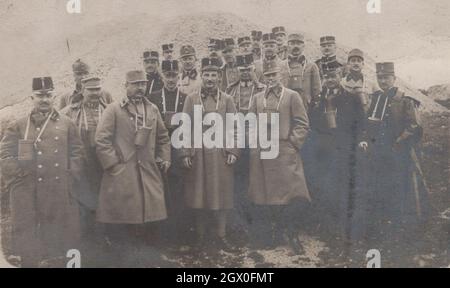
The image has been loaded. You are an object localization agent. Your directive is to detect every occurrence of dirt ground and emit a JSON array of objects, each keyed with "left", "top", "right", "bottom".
[{"left": 1, "top": 110, "right": 448, "bottom": 268}]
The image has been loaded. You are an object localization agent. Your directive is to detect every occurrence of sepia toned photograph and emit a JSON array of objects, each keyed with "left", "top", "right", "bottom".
[{"left": 0, "top": 0, "right": 449, "bottom": 270}]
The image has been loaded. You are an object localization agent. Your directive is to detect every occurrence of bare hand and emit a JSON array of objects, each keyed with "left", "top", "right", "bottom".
[
  {"left": 358, "top": 141, "right": 368, "bottom": 151},
  {"left": 159, "top": 161, "right": 171, "bottom": 173},
  {"left": 183, "top": 157, "right": 192, "bottom": 169},
  {"left": 227, "top": 154, "right": 237, "bottom": 165}
]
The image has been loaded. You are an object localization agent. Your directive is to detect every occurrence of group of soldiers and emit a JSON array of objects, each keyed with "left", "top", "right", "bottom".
[{"left": 0, "top": 25, "right": 430, "bottom": 267}]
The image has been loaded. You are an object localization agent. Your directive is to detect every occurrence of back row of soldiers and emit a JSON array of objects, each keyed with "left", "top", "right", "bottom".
[{"left": 0, "top": 25, "right": 430, "bottom": 267}]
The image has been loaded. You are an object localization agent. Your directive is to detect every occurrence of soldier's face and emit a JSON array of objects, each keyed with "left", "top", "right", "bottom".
[
  {"left": 239, "top": 67, "right": 253, "bottom": 82},
  {"left": 202, "top": 70, "right": 220, "bottom": 89},
  {"left": 222, "top": 49, "right": 235, "bottom": 64},
  {"left": 264, "top": 72, "right": 281, "bottom": 88},
  {"left": 180, "top": 56, "right": 196, "bottom": 71},
  {"left": 74, "top": 71, "right": 88, "bottom": 86},
  {"left": 239, "top": 43, "right": 252, "bottom": 54},
  {"left": 163, "top": 51, "right": 173, "bottom": 60},
  {"left": 324, "top": 73, "right": 341, "bottom": 89},
  {"left": 143, "top": 59, "right": 159, "bottom": 74},
  {"left": 275, "top": 33, "right": 286, "bottom": 45},
  {"left": 83, "top": 88, "right": 102, "bottom": 102},
  {"left": 126, "top": 81, "right": 147, "bottom": 98},
  {"left": 348, "top": 57, "right": 364, "bottom": 72},
  {"left": 321, "top": 44, "right": 336, "bottom": 57},
  {"left": 263, "top": 43, "right": 277, "bottom": 57},
  {"left": 377, "top": 74, "right": 396, "bottom": 91},
  {"left": 162, "top": 72, "right": 179, "bottom": 91},
  {"left": 31, "top": 91, "right": 55, "bottom": 113},
  {"left": 288, "top": 40, "right": 304, "bottom": 56}
]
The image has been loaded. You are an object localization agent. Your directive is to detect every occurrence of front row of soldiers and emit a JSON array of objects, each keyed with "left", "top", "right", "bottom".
[{"left": 0, "top": 31, "right": 430, "bottom": 267}]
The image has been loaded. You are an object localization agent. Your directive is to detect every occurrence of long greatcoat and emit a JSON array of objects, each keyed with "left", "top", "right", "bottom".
[
  {"left": 0, "top": 110, "right": 83, "bottom": 258},
  {"left": 180, "top": 88, "right": 239, "bottom": 210},
  {"left": 95, "top": 97, "right": 171, "bottom": 224},
  {"left": 248, "top": 86, "right": 311, "bottom": 205}
]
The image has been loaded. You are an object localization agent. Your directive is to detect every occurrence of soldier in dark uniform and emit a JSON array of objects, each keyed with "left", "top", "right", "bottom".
[
  {"left": 59, "top": 59, "right": 113, "bottom": 109},
  {"left": 220, "top": 38, "right": 240, "bottom": 91},
  {"left": 0, "top": 77, "right": 84, "bottom": 267},
  {"left": 272, "top": 26, "right": 288, "bottom": 60},
  {"left": 315, "top": 36, "right": 344, "bottom": 80},
  {"left": 251, "top": 30, "right": 263, "bottom": 61},
  {"left": 162, "top": 43, "right": 175, "bottom": 61},
  {"left": 148, "top": 60, "right": 188, "bottom": 245},
  {"left": 143, "top": 50, "right": 164, "bottom": 97},
  {"left": 356, "top": 62, "right": 430, "bottom": 249},
  {"left": 178, "top": 45, "right": 201, "bottom": 96},
  {"left": 238, "top": 36, "right": 253, "bottom": 54},
  {"left": 61, "top": 77, "right": 110, "bottom": 246}
]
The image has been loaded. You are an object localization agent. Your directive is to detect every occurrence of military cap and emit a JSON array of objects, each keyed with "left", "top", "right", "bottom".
[
  {"left": 161, "top": 60, "right": 179, "bottom": 73},
  {"left": 376, "top": 62, "right": 395, "bottom": 76},
  {"left": 287, "top": 33, "right": 304, "bottom": 43},
  {"left": 72, "top": 59, "right": 90, "bottom": 73},
  {"left": 32, "top": 77, "right": 54, "bottom": 93},
  {"left": 272, "top": 26, "right": 286, "bottom": 35},
  {"left": 208, "top": 38, "right": 224, "bottom": 50},
  {"left": 162, "top": 43, "right": 174, "bottom": 52},
  {"left": 262, "top": 33, "right": 277, "bottom": 44},
  {"left": 238, "top": 36, "right": 252, "bottom": 46},
  {"left": 222, "top": 38, "right": 236, "bottom": 51},
  {"left": 348, "top": 48, "right": 364, "bottom": 61},
  {"left": 201, "top": 57, "right": 221, "bottom": 71},
  {"left": 322, "top": 68, "right": 340, "bottom": 77},
  {"left": 236, "top": 53, "right": 254, "bottom": 68},
  {"left": 263, "top": 60, "right": 281, "bottom": 75},
  {"left": 251, "top": 30, "right": 263, "bottom": 41},
  {"left": 320, "top": 36, "right": 336, "bottom": 46},
  {"left": 143, "top": 50, "right": 159, "bottom": 60},
  {"left": 126, "top": 70, "right": 148, "bottom": 83},
  {"left": 82, "top": 76, "right": 102, "bottom": 89},
  {"left": 179, "top": 45, "right": 196, "bottom": 58}
]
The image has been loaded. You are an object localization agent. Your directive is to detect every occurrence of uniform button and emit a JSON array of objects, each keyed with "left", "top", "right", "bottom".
[
  {"left": 55, "top": 126, "right": 59, "bottom": 129},
  {"left": 54, "top": 136, "right": 59, "bottom": 141},
  {"left": 55, "top": 176, "right": 60, "bottom": 180},
  {"left": 37, "top": 138, "right": 42, "bottom": 143},
  {"left": 54, "top": 163, "right": 59, "bottom": 167},
  {"left": 38, "top": 164, "right": 43, "bottom": 169},
  {"left": 130, "top": 117, "right": 134, "bottom": 121},
  {"left": 54, "top": 149, "right": 58, "bottom": 153},
  {"left": 38, "top": 178, "right": 43, "bottom": 182},
  {"left": 37, "top": 151, "right": 43, "bottom": 155},
  {"left": 138, "top": 160, "right": 142, "bottom": 164},
  {"left": 36, "top": 127, "right": 41, "bottom": 131}
]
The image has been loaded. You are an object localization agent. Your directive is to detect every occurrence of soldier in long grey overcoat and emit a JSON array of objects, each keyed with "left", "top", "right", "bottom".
[{"left": 0, "top": 77, "right": 84, "bottom": 267}]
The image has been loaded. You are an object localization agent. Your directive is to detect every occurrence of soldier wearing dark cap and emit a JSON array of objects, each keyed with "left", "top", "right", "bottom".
[
  {"left": 178, "top": 45, "right": 201, "bottom": 96},
  {"left": 95, "top": 70, "right": 170, "bottom": 249},
  {"left": 355, "top": 62, "right": 430, "bottom": 245},
  {"left": 180, "top": 57, "right": 239, "bottom": 252},
  {"left": 315, "top": 36, "right": 345, "bottom": 79},
  {"left": 251, "top": 30, "right": 263, "bottom": 61},
  {"left": 207, "top": 38, "right": 224, "bottom": 68},
  {"left": 142, "top": 50, "right": 164, "bottom": 97},
  {"left": 162, "top": 43, "right": 175, "bottom": 61},
  {"left": 0, "top": 77, "right": 84, "bottom": 267},
  {"left": 59, "top": 59, "right": 113, "bottom": 109},
  {"left": 61, "top": 76, "right": 110, "bottom": 243},
  {"left": 248, "top": 60, "right": 310, "bottom": 251},
  {"left": 148, "top": 60, "right": 188, "bottom": 243},
  {"left": 284, "top": 33, "right": 321, "bottom": 112},
  {"left": 254, "top": 33, "right": 289, "bottom": 87},
  {"left": 341, "top": 48, "right": 379, "bottom": 97},
  {"left": 238, "top": 36, "right": 253, "bottom": 54},
  {"left": 272, "top": 26, "right": 288, "bottom": 60},
  {"left": 220, "top": 38, "right": 240, "bottom": 91}
]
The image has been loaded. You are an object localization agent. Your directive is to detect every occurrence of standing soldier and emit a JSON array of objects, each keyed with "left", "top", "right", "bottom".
[
  {"left": 284, "top": 33, "right": 322, "bottom": 112},
  {"left": 220, "top": 38, "right": 240, "bottom": 91},
  {"left": 238, "top": 36, "right": 253, "bottom": 54},
  {"left": 162, "top": 43, "right": 175, "bottom": 61},
  {"left": 148, "top": 60, "right": 188, "bottom": 243},
  {"left": 95, "top": 70, "right": 171, "bottom": 248},
  {"left": 0, "top": 77, "right": 84, "bottom": 267},
  {"left": 254, "top": 33, "right": 289, "bottom": 86},
  {"left": 248, "top": 60, "right": 310, "bottom": 251},
  {"left": 143, "top": 50, "right": 164, "bottom": 97},
  {"left": 207, "top": 38, "right": 224, "bottom": 68},
  {"left": 181, "top": 57, "right": 239, "bottom": 252},
  {"left": 251, "top": 30, "right": 263, "bottom": 61},
  {"left": 226, "top": 53, "right": 265, "bottom": 226},
  {"left": 178, "top": 45, "right": 201, "bottom": 96},
  {"left": 61, "top": 76, "right": 110, "bottom": 243},
  {"left": 341, "top": 49, "right": 379, "bottom": 97},
  {"left": 272, "top": 26, "right": 288, "bottom": 60},
  {"left": 315, "top": 36, "right": 344, "bottom": 80},
  {"left": 357, "top": 62, "right": 430, "bottom": 247},
  {"left": 59, "top": 59, "right": 113, "bottom": 109}
]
